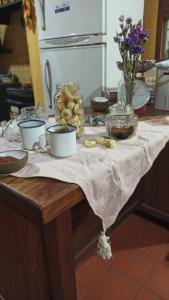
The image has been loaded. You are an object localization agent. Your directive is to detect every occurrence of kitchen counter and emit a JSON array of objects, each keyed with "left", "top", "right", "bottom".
[{"left": 0, "top": 109, "right": 169, "bottom": 300}]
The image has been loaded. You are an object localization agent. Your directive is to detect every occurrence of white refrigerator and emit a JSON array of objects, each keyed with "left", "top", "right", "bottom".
[{"left": 35, "top": 0, "right": 144, "bottom": 115}]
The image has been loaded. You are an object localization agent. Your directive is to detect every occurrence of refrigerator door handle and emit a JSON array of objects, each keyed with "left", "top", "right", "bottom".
[
  {"left": 38, "top": 0, "right": 46, "bottom": 31},
  {"left": 44, "top": 59, "right": 53, "bottom": 110},
  {"left": 46, "top": 36, "right": 90, "bottom": 46}
]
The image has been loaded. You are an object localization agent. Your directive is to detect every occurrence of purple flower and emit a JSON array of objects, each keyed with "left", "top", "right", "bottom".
[
  {"left": 124, "top": 37, "right": 133, "bottom": 45},
  {"left": 129, "top": 36, "right": 141, "bottom": 45},
  {"left": 129, "top": 27, "right": 148, "bottom": 44},
  {"left": 132, "top": 45, "right": 143, "bottom": 54},
  {"left": 123, "top": 37, "right": 133, "bottom": 49},
  {"left": 114, "top": 15, "right": 149, "bottom": 79},
  {"left": 139, "top": 31, "right": 149, "bottom": 41}
]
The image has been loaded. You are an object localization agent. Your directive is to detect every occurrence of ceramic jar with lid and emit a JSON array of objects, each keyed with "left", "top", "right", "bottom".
[
  {"left": 90, "top": 96, "right": 110, "bottom": 112},
  {"left": 54, "top": 82, "right": 84, "bottom": 138}
]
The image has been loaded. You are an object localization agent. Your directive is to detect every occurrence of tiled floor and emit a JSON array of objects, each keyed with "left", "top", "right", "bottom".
[{"left": 75, "top": 213, "right": 169, "bottom": 300}]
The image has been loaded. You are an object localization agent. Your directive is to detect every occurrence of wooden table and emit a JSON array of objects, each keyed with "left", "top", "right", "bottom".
[
  {"left": 0, "top": 108, "right": 169, "bottom": 300},
  {"left": 0, "top": 172, "right": 144, "bottom": 300}
]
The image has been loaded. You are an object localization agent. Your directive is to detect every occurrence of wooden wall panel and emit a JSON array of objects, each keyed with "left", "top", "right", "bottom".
[
  {"left": 25, "top": 25, "right": 45, "bottom": 109},
  {"left": 143, "top": 0, "right": 159, "bottom": 60}
]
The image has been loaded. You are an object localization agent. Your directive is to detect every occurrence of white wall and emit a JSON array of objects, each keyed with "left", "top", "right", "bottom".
[
  {"left": 106, "top": 0, "right": 145, "bottom": 89},
  {"left": 164, "top": 20, "right": 169, "bottom": 58}
]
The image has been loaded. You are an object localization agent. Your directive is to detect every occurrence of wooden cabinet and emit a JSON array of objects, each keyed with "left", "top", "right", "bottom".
[
  {"left": 0, "top": 172, "right": 142, "bottom": 299},
  {"left": 139, "top": 142, "right": 169, "bottom": 223},
  {"left": 0, "top": 0, "right": 22, "bottom": 24}
]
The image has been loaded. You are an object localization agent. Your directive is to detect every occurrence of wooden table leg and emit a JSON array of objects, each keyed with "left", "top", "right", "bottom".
[{"left": 43, "top": 209, "right": 77, "bottom": 300}]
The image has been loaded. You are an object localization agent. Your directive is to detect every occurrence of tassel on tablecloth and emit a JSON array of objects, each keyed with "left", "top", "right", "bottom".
[{"left": 97, "top": 231, "right": 112, "bottom": 261}]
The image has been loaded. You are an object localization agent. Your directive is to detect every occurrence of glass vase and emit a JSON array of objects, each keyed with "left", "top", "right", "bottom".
[
  {"left": 54, "top": 82, "right": 84, "bottom": 138},
  {"left": 124, "top": 77, "right": 136, "bottom": 107}
]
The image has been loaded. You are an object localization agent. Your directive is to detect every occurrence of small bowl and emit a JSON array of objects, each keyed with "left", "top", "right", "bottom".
[
  {"left": 90, "top": 97, "right": 110, "bottom": 112},
  {"left": 0, "top": 150, "right": 28, "bottom": 174}
]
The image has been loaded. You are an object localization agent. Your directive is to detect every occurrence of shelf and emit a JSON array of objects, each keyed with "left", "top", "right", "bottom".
[
  {"left": 0, "top": 0, "right": 22, "bottom": 24},
  {"left": 0, "top": 48, "right": 12, "bottom": 54},
  {"left": 0, "top": 0, "right": 22, "bottom": 10}
]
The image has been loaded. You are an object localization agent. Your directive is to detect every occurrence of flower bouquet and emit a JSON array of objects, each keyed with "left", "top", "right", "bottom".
[
  {"left": 114, "top": 15, "right": 149, "bottom": 106},
  {"left": 105, "top": 16, "right": 149, "bottom": 139}
]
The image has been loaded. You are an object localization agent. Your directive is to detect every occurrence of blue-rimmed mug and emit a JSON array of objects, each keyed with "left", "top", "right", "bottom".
[
  {"left": 40, "top": 124, "right": 76, "bottom": 157},
  {"left": 18, "top": 120, "right": 46, "bottom": 150}
]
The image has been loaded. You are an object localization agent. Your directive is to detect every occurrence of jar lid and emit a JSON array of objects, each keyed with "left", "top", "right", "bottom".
[{"left": 108, "top": 103, "right": 134, "bottom": 116}]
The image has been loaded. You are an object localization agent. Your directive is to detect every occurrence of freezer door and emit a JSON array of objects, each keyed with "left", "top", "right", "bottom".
[
  {"left": 40, "top": 44, "right": 106, "bottom": 115},
  {"left": 35, "top": 0, "right": 105, "bottom": 40}
]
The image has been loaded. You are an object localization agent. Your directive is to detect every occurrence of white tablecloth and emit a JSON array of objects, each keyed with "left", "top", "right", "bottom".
[{"left": 1, "top": 118, "right": 169, "bottom": 230}]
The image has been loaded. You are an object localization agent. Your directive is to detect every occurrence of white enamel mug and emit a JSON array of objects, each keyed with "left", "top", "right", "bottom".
[
  {"left": 40, "top": 124, "right": 77, "bottom": 157},
  {"left": 18, "top": 120, "right": 46, "bottom": 150}
]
